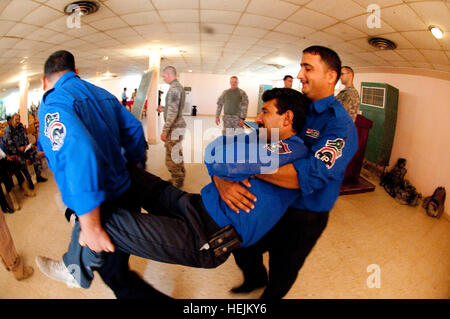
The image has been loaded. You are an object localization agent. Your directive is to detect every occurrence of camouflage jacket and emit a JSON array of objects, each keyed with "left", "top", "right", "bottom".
[
  {"left": 5, "top": 123, "right": 29, "bottom": 155},
  {"left": 336, "top": 85, "right": 360, "bottom": 121},
  {"left": 216, "top": 88, "right": 249, "bottom": 119},
  {"left": 163, "top": 79, "right": 186, "bottom": 134}
]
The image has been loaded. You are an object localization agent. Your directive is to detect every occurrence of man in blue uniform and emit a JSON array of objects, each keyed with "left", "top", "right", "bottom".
[
  {"left": 214, "top": 46, "right": 358, "bottom": 299},
  {"left": 34, "top": 50, "right": 169, "bottom": 299},
  {"left": 36, "top": 88, "right": 313, "bottom": 292}
]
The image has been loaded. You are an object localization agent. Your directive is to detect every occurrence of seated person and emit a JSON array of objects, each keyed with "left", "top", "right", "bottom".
[
  {"left": 36, "top": 88, "right": 311, "bottom": 290},
  {"left": 0, "top": 140, "right": 35, "bottom": 205},
  {"left": 4, "top": 113, "right": 47, "bottom": 187}
]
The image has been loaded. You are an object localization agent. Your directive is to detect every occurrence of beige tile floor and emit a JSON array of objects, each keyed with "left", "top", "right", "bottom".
[{"left": 0, "top": 116, "right": 449, "bottom": 299}]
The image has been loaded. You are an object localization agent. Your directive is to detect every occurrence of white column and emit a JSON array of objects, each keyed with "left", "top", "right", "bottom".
[
  {"left": 146, "top": 49, "right": 161, "bottom": 144},
  {"left": 19, "top": 73, "right": 29, "bottom": 128}
]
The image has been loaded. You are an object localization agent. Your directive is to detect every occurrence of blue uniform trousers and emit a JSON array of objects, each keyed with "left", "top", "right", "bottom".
[
  {"left": 63, "top": 169, "right": 228, "bottom": 292},
  {"left": 232, "top": 207, "right": 329, "bottom": 300}
]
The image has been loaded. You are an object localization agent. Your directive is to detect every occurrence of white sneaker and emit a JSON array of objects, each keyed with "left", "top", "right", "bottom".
[{"left": 35, "top": 256, "right": 81, "bottom": 288}]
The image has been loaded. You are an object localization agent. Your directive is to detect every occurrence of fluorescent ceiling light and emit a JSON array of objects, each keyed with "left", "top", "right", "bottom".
[{"left": 429, "top": 26, "right": 443, "bottom": 39}]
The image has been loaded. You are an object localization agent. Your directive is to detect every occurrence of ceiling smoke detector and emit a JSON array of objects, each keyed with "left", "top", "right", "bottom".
[
  {"left": 368, "top": 37, "right": 397, "bottom": 50},
  {"left": 64, "top": 1, "right": 100, "bottom": 16}
]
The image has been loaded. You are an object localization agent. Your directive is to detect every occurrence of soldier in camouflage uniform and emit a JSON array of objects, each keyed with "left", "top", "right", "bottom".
[
  {"left": 5, "top": 113, "right": 47, "bottom": 187},
  {"left": 215, "top": 76, "right": 249, "bottom": 135},
  {"left": 157, "top": 66, "right": 186, "bottom": 188},
  {"left": 336, "top": 66, "right": 360, "bottom": 121}
]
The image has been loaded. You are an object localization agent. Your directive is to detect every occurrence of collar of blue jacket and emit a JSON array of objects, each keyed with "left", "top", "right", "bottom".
[{"left": 309, "top": 94, "right": 337, "bottom": 115}]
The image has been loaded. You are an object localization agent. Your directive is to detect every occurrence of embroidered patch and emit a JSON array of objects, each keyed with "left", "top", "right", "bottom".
[
  {"left": 44, "top": 112, "right": 66, "bottom": 151},
  {"left": 315, "top": 138, "right": 345, "bottom": 169},
  {"left": 305, "top": 128, "right": 320, "bottom": 138},
  {"left": 265, "top": 141, "right": 292, "bottom": 155}
]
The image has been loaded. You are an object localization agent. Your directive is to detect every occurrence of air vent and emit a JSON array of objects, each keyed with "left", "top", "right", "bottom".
[
  {"left": 64, "top": 1, "right": 100, "bottom": 16},
  {"left": 368, "top": 37, "right": 397, "bottom": 50}
]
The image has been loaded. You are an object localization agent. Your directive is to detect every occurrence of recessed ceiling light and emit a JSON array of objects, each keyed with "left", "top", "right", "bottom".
[
  {"left": 188, "top": 69, "right": 192, "bottom": 72},
  {"left": 102, "top": 56, "right": 109, "bottom": 60},
  {"left": 429, "top": 26, "right": 443, "bottom": 39}
]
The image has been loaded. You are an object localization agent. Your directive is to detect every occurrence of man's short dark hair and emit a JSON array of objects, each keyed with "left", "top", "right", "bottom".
[
  {"left": 283, "top": 75, "right": 293, "bottom": 81},
  {"left": 262, "top": 88, "right": 310, "bottom": 134},
  {"left": 303, "top": 46, "right": 341, "bottom": 84},
  {"left": 44, "top": 50, "right": 75, "bottom": 78},
  {"left": 342, "top": 65, "right": 354, "bottom": 76},
  {"left": 6, "top": 116, "right": 11, "bottom": 121}
]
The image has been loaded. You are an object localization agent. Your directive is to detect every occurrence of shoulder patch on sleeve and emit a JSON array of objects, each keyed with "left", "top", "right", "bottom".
[
  {"left": 44, "top": 112, "right": 66, "bottom": 151},
  {"left": 265, "top": 141, "right": 292, "bottom": 154},
  {"left": 315, "top": 138, "right": 345, "bottom": 169}
]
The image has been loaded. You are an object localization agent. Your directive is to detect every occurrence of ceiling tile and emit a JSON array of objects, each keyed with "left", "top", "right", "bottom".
[
  {"left": 431, "top": 63, "right": 450, "bottom": 73},
  {"left": 0, "top": 36, "right": 21, "bottom": 49},
  {"left": 22, "top": 5, "right": 64, "bottom": 26},
  {"left": 305, "top": 31, "right": 344, "bottom": 46},
  {"left": 233, "top": 26, "right": 267, "bottom": 38},
  {"left": 200, "top": 0, "right": 248, "bottom": 12},
  {"left": 275, "top": 21, "right": 315, "bottom": 37},
  {"left": 352, "top": 0, "right": 403, "bottom": 8},
  {"left": 380, "top": 5, "right": 427, "bottom": 32},
  {"left": 167, "top": 23, "right": 200, "bottom": 33},
  {"left": 121, "top": 11, "right": 161, "bottom": 26},
  {"left": 159, "top": 9, "right": 198, "bottom": 23},
  {"left": 0, "top": 20, "right": 16, "bottom": 36},
  {"left": 345, "top": 14, "right": 396, "bottom": 36},
  {"left": 401, "top": 31, "right": 441, "bottom": 50},
  {"left": 80, "top": 6, "right": 117, "bottom": 23},
  {"left": 246, "top": 0, "right": 299, "bottom": 20},
  {"left": 153, "top": 0, "right": 198, "bottom": 10},
  {"left": 104, "top": 27, "right": 140, "bottom": 39},
  {"left": 134, "top": 24, "right": 168, "bottom": 36},
  {"left": 420, "top": 49, "right": 449, "bottom": 65},
  {"left": 408, "top": 1, "right": 449, "bottom": 32},
  {"left": 373, "top": 50, "right": 406, "bottom": 62},
  {"left": 239, "top": 13, "right": 281, "bottom": 30},
  {"left": 44, "top": 15, "right": 70, "bottom": 32},
  {"left": 103, "top": 0, "right": 154, "bottom": 15},
  {"left": 65, "top": 24, "right": 98, "bottom": 37},
  {"left": 306, "top": 0, "right": 366, "bottom": 21},
  {"left": 323, "top": 23, "right": 368, "bottom": 41},
  {"left": 5, "top": 23, "right": 39, "bottom": 38},
  {"left": 288, "top": 7, "right": 338, "bottom": 30},
  {"left": 264, "top": 31, "right": 299, "bottom": 44},
  {"left": 0, "top": 0, "right": 40, "bottom": 21},
  {"left": 45, "top": 32, "right": 75, "bottom": 45},
  {"left": 201, "top": 33, "right": 230, "bottom": 42},
  {"left": 395, "top": 49, "right": 427, "bottom": 62},
  {"left": 25, "top": 27, "right": 58, "bottom": 41},
  {"left": 200, "top": 10, "right": 241, "bottom": 24},
  {"left": 330, "top": 41, "right": 368, "bottom": 55},
  {"left": 88, "top": 17, "right": 127, "bottom": 31},
  {"left": 228, "top": 35, "right": 259, "bottom": 45}
]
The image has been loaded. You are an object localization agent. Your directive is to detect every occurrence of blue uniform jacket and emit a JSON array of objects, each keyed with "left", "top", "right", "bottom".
[
  {"left": 201, "top": 130, "right": 308, "bottom": 247},
  {"left": 37, "top": 72, "right": 146, "bottom": 216},
  {"left": 292, "top": 94, "right": 358, "bottom": 212}
]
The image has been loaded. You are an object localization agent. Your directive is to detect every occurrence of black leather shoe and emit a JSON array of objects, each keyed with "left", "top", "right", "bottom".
[
  {"left": 36, "top": 176, "right": 48, "bottom": 183},
  {"left": 230, "top": 279, "right": 268, "bottom": 294},
  {"left": 2, "top": 206, "right": 15, "bottom": 214}
]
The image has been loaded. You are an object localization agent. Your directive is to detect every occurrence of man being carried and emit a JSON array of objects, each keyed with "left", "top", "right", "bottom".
[{"left": 37, "top": 88, "right": 311, "bottom": 292}]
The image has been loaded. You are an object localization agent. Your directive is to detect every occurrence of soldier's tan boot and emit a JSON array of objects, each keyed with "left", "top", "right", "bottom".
[
  {"left": 11, "top": 257, "right": 34, "bottom": 281},
  {"left": 21, "top": 183, "right": 36, "bottom": 197}
]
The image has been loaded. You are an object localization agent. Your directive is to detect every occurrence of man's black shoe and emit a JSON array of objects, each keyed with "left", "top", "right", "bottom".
[
  {"left": 2, "top": 206, "right": 15, "bottom": 214},
  {"left": 230, "top": 279, "right": 268, "bottom": 294},
  {"left": 36, "top": 176, "right": 48, "bottom": 183}
]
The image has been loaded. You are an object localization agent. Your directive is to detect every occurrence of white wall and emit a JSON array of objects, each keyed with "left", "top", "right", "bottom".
[
  {"left": 179, "top": 72, "right": 274, "bottom": 118},
  {"left": 91, "top": 74, "right": 142, "bottom": 101},
  {"left": 353, "top": 72, "right": 450, "bottom": 216}
]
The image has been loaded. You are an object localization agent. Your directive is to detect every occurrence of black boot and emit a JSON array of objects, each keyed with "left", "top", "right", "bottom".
[
  {"left": 230, "top": 277, "right": 268, "bottom": 294},
  {"left": 36, "top": 175, "right": 48, "bottom": 183},
  {"left": 1, "top": 205, "right": 14, "bottom": 214}
]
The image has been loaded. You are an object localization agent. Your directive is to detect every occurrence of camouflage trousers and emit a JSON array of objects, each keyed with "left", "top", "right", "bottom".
[
  {"left": 165, "top": 131, "right": 186, "bottom": 187},
  {"left": 0, "top": 211, "right": 26, "bottom": 279},
  {"left": 222, "top": 114, "right": 244, "bottom": 136},
  {"left": 19, "top": 148, "right": 43, "bottom": 177}
]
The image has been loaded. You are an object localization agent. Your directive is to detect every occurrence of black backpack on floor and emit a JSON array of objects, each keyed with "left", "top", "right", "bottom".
[{"left": 422, "top": 187, "right": 446, "bottom": 218}]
